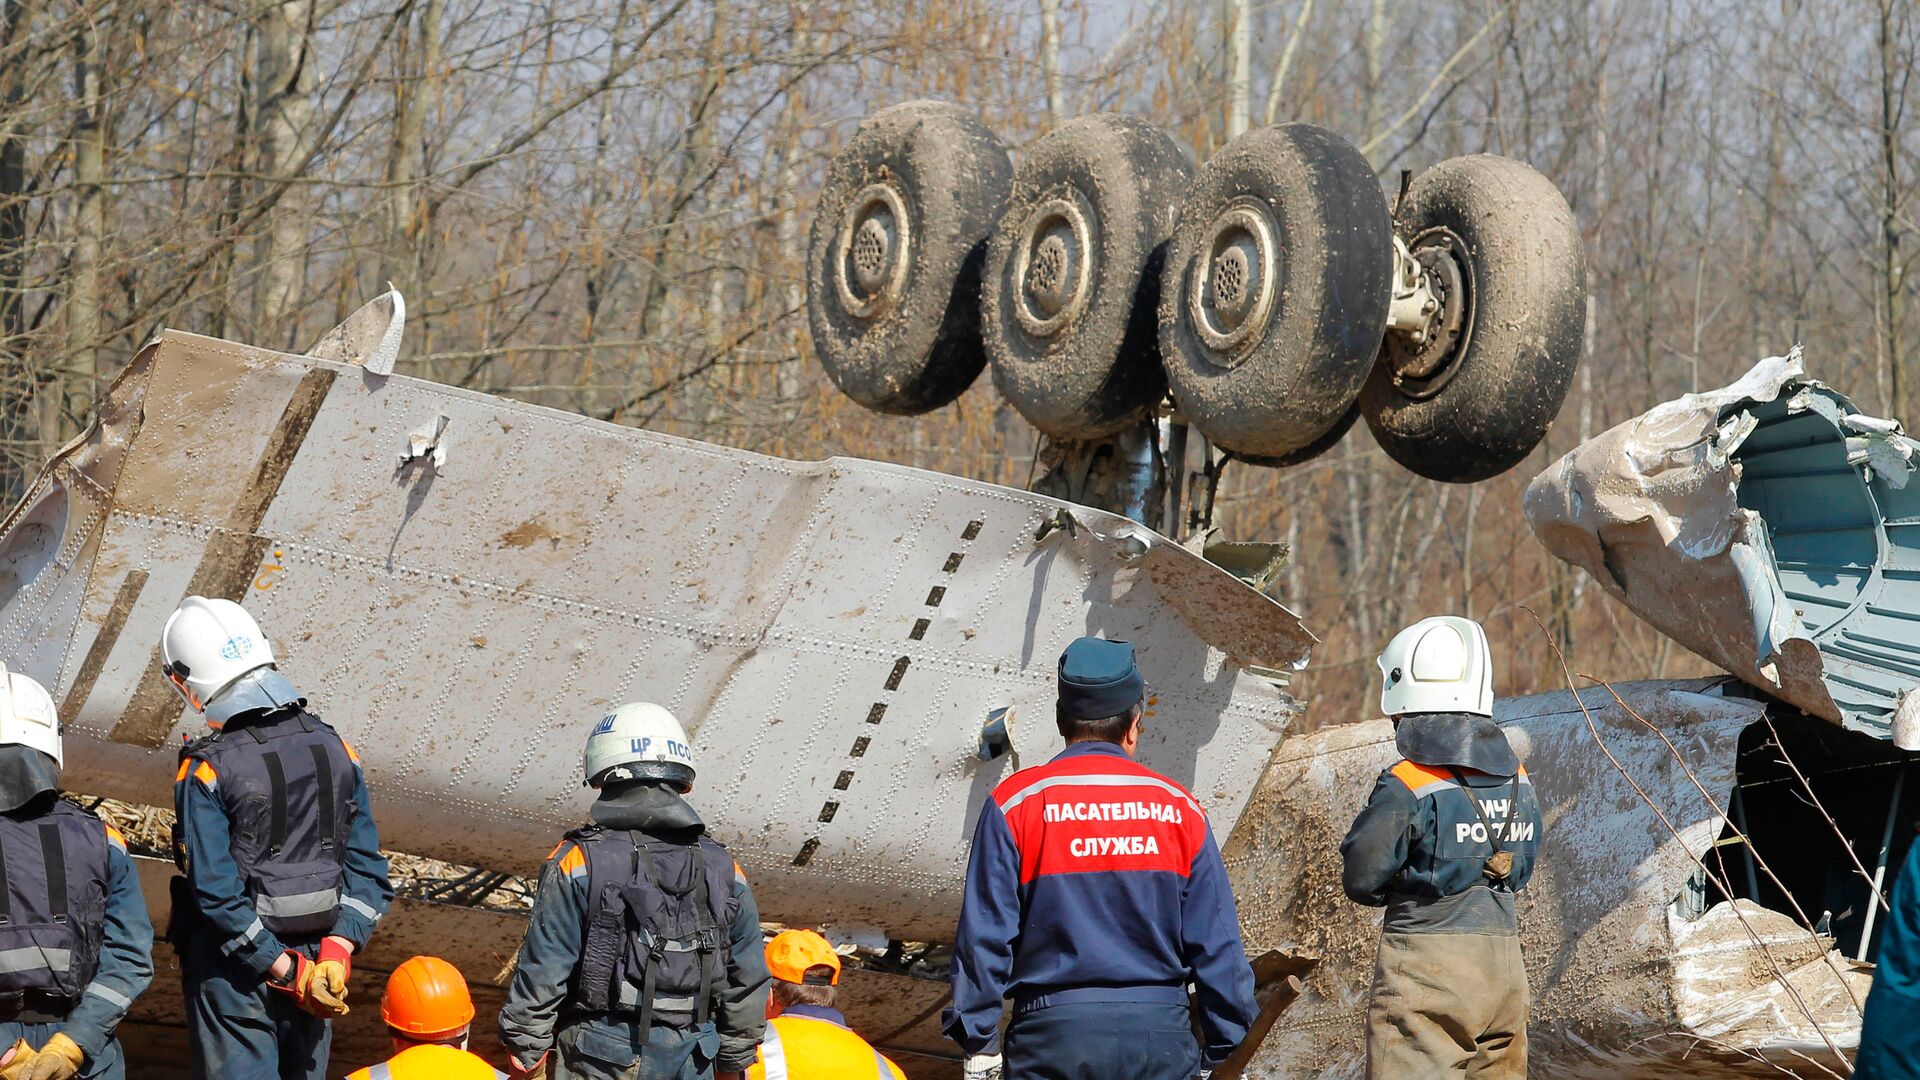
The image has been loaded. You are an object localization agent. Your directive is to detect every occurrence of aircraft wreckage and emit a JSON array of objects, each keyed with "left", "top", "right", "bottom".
[{"left": 0, "top": 298, "right": 1899, "bottom": 1077}]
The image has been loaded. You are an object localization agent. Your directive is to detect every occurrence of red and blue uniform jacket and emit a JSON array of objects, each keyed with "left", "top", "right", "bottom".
[{"left": 943, "top": 742, "right": 1257, "bottom": 1065}]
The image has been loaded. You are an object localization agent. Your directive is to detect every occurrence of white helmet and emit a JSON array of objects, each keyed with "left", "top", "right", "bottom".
[
  {"left": 0, "top": 665, "right": 60, "bottom": 766},
  {"left": 584, "top": 702, "right": 695, "bottom": 789},
  {"left": 161, "top": 596, "right": 301, "bottom": 727},
  {"left": 1378, "top": 616, "right": 1494, "bottom": 718}
]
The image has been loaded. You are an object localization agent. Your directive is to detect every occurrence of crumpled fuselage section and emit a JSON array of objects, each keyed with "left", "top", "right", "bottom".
[{"left": 1527, "top": 348, "right": 1920, "bottom": 745}]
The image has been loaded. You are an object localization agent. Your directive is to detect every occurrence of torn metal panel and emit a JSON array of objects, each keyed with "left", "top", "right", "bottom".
[
  {"left": 1224, "top": 680, "right": 1862, "bottom": 1078},
  {"left": 0, "top": 309, "right": 1309, "bottom": 944},
  {"left": 1527, "top": 349, "right": 1920, "bottom": 742}
]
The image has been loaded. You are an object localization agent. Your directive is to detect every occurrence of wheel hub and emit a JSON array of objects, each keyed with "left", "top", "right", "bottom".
[
  {"left": 1381, "top": 229, "right": 1473, "bottom": 398},
  {"left": 1189, "top": 200, "right": 1279, "bottom": 363},
  {"left": 1011, "top": 193, "right": 1095, "bottom": 340},
  {"left": 834, "top": 182, "right": 912, "bottom": 320}
]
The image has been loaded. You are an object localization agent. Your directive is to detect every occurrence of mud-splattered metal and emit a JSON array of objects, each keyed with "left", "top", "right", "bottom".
[{"left": 0, "top": 294, "right": 1309, "bottom": 943}]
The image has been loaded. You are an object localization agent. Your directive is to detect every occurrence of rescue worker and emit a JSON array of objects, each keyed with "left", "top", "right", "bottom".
[
  {"left": 499, "top": 702, "right": 771, "bottom": 1080},
  {"left": 162, "top": 596, "right": 394, "bottom": 1080},
  {"left": 0, "top": 666, "right": 151, "bottom": 1080},
  {"left": 1855, "top": 821, "right": 1920, "bottom": 1079},
  {"left": 747, "top": 930, "right": 905, "bottom": 1080},
  {"left": 1340, "top": 616, "right": 1543, "bottom": 1080},
  {"left": 945, "top": 637, "right": 1258, "bottom": 1080},
  {"left": 347, "top": 955, "right": 505, "bottom": 1080}
]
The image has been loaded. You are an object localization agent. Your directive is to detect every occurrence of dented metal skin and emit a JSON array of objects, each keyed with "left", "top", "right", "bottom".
[
  {"left": 1224, "top": 680, "right": 1867, "bottom": 1078},
  {"left": 0, "top": 305, "right": 1307, "bottom": 944},
  {"left": 1528, "top": 349, "right": 1920, "bottom": 743}
]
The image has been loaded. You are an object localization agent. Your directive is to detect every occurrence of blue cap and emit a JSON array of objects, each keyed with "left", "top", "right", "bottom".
[{"left": 1057, "top": 637, "right": 1144, "bottom": 721}]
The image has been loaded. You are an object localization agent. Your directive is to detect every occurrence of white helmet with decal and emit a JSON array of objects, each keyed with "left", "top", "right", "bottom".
[{"left": 583, "top": 701, "right": 696, "bottom": 790}]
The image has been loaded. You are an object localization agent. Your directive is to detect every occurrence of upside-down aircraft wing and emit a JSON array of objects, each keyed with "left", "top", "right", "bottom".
[{"left": 0, "top": 293, "right": 1310, "bottom": 944}]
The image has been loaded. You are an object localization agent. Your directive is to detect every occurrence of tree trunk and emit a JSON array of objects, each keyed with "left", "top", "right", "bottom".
[
  {"left": 0, "top": 0, "right": 38, "bottom": 504},
  {"left": 1226, "top": 0, "right": 1249, "bottom": 137},
  {"left": 252, "top": 0, "right": 317, "bottom": 349},
  {"left": 1880, "top": 0, "right": 1905, "bottom": 419},
  {"left": 68, "top": 16, "right": 107, "bottom": 385},
  {"left": 383, "top": 0, "right": 444, "bottom": 292},
  {"left": 1040, "top": 0, "right": 1065, "bottom": 122}
]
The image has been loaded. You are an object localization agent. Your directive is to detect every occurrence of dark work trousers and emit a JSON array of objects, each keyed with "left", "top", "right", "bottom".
[
  {"left": 1004, "top": 1001, "right": 1201, "bottom": 1080},
  {"left": 0, "top": 1022, "right": 123, "bottom": 1080},
  {"left": 178, "top": 927, "right": 329, "bottom": 1080},
  {"left": 553, "top": 1016, "right": 719, "bottom": 1080}
]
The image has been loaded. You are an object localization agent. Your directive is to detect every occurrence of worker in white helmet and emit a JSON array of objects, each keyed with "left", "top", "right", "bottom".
[
  {"left": 1339, "top": 617, "right": 1543, "bottom": 1080},
  {"left": 0, "top": 666, "right": 151, "bottom": 1080},
  {"left": 160, "top": 596, "right": 393, "bottom": 1080},
  {"left": 499, "top": 702, "right": 770, "bottom": 1080}
]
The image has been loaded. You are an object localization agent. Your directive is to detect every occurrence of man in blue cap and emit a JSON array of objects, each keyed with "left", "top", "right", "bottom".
[{"left": 944, "top": 637, "right": 1257, "bottom": 1079}]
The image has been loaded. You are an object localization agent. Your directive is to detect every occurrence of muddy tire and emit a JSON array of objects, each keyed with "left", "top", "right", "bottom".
[
  {"left": 807, "top": 101, "right": 1011, "bottom": 415},
  {"left": 1157, "top": 124, "right": 1392, "bottom": 462},
  {"left": 1359, "top": 155, "right": 1588, "bottom": 483},
  {"left": 983, "top": 115, "right": 1193, "bottom": 440}
]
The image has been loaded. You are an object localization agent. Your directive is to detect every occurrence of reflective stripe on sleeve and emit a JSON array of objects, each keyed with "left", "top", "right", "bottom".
[
  {"left": 84, "top": 982, "right": 132, "bottom": 1009},
  {"left": 340, "top": 894, "right": 381, "bottom": 922},
  {"left": 873, "top": 1048, "right": 889, "bottom": 1079},
  {"left": 222, "top": 917, "right": 266, "bottom": 956}
]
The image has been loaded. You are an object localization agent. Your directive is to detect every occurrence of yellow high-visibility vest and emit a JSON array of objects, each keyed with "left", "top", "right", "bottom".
[
  {"left": 346, "top": 1043, "right": 507, "bottom": 1080},
  {"left": 748, "top": 1010, "right": 907, "bottom": 1080}
]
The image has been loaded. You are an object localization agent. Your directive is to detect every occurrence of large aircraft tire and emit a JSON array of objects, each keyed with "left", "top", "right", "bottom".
[
  {"left": 1359, "top": 154, "right": 1588, "bottom": 483},
  {"left": 984, "top": 114, "right": 1193, "bottom": 440},
  {"left": 807, "top": 100, "right": 1010, "bottom": 415},
  {"left": 1158, "top": 123, "right": 1392, "bottom": 463}
]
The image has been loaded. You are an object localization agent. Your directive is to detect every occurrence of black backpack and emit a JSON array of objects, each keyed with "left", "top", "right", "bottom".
[{"left": 571, "top": 828, "right": 737, "bottom": 1030}]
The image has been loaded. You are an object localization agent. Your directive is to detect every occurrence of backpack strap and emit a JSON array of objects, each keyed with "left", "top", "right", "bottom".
[
  {"left": 38, "top": 823, "right": 67, "bottom": 926},
  {"left": 0, "top": 826, "right": 14, "bottom": 926},
  {"left": 688, "top": 843, "right": 714, "bottom": 1024},
  {"left": 571, "top": 834, "right": 625, "bottom": 1015},
  {"left": 262, "top": 751, "right": 288, "bottom": 856},
  {"left": 309, "top": 742, "right": 338, "bottom": 857}
]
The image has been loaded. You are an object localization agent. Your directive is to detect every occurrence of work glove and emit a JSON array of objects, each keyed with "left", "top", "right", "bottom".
[
  {"left": 309, "top": 935, "right": 354, "bottom": 1016},
  {"left": 12, "top": 1035, "right": 81, "bottom": 1080},
  {"left": 0, "top": 1040, "right": 34, "bottom": 1080},
  {"left": 505, "top": 1051, "right": 548, "bottom": 1080},
  {"left": 963, "top": 1053, "right": 1003, "bottom": 1080},
  {"left": 266, "top": 949, "right": 346, "bottom": 1018}
]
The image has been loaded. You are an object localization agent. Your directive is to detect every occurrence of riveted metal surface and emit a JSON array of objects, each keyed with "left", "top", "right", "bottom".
[{"left": 0, "top": 323, "right": 1310, "bottom": 942}]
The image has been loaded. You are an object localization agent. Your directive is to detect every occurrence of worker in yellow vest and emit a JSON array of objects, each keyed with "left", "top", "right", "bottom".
[
  {"left": 347, "top": 956, "right": 504, "bottom": 1080},
  {"left": 748, "top": 930, "right": 906, "bottom": 1080}
]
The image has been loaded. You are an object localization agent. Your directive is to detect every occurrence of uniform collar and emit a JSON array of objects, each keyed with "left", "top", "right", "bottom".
[
  {"left": 1054, "top": 741, "right": 1130, "bottom": 762},
  {"left": 780, "top": 1004, "right": 850, "bottom": 1027}
]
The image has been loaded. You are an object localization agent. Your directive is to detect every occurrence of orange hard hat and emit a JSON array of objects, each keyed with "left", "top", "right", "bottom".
[
  {"left": 382, "top": 956, "right": 476, "bottom": 1040},
  {"left": 765, "top": 929, "right": 841, "bottom": 986}
]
